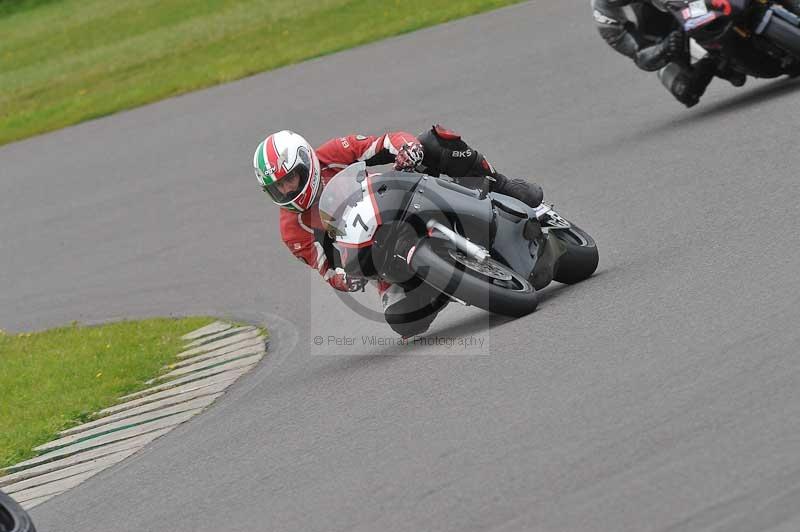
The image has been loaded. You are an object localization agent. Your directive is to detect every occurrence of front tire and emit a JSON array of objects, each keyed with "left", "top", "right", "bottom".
[
  {"left": 550, "top": 225, "right": 599, "bottom": 284},
  {"left": 409, "top": 239, "right": 538, "bottom": 317},
  {"left": 0, "top": 490, "right": 37, "bottom": 532}
]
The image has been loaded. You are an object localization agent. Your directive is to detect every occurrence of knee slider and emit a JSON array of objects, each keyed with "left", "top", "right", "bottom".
[
  {"left": 386, "top": 317, "right": 435, "bottom": 338},
  {"left": 659, "top": 63, "right": 700, "bottom": 106},
  {"left": 384, "top": 303, "right": 438, "bottom": 337}
]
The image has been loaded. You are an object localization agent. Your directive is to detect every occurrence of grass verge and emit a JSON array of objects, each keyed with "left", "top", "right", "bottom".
[
  {"left": 0, "top": 0, "right": 523, "bottom": 146},
  {"left": 0, "top": 317, "right": 216, "bottom": 469}
]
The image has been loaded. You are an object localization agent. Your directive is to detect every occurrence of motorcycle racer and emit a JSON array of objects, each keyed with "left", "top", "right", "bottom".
[
  {"left": 592, "top": 0, "right": 800, "bottom": 107},
  {"left": 253, "top": 126, "right": 544, "bottom": 337}
]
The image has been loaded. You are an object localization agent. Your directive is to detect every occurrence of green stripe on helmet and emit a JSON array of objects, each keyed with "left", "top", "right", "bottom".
[{"left": 255, "top": 141, "right": 276, "bottom": 185}]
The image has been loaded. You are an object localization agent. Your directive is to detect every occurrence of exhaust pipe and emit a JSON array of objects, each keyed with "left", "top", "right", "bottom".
[
  {"left": 756, "top": 6, "right": 800, "bottom": 58},
  {"left": 426, "top": 220, "right": 489, "bottom": 262}
]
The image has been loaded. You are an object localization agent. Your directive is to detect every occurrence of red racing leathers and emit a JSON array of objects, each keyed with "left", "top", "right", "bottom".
[
  {"left": 279, "top": 131, "right": 418, "bottom": 288},
  {"left": 277, "top": 127, "right": 545, "bottom": 337}
]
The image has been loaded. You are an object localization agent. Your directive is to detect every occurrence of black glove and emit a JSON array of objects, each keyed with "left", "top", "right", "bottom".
[
  {"left": 634, "top": 30, "right": 686, "bottom": 71},
  {"left": 662, "top": 30, "right": 686, "bottom": 61}
]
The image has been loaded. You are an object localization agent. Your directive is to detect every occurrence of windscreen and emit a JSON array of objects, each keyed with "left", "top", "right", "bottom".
[{"left": 318, "top": 162, "right": 369, "bottom": 237}]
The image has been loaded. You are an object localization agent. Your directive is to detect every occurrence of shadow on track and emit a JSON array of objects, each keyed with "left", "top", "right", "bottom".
[
  {"left": 631, "top": 76, "right": 800, "bottom": 142},
  {"left": 294, "top": 312, "right": 508, "bottom": 384},
  {"left": 698, "top": 76, "right": 800, "bottom": 117},
  {"left": 431, "top": 310, "right": 514, "bottom": 338},
  {"left": 536, "top": 281, "right": 577, "bottom": 304},
  {"left": 536, "top": 268, "right": 609, "bottom": 305},
  {"left": 298, "top": 272, "right": 609, "bottom": 382}
]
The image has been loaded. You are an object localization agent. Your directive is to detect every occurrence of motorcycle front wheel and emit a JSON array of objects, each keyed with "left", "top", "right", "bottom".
[
  {"left": 409, "top": 239, "right": 539, "bottom": 317},
  {"left": 0, "top": 490, "right": 37, "bottom": 532}
]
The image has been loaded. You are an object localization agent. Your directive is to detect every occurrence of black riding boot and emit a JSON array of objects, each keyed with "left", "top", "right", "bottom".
[
  {"left": 491, "top": 173, "right": 544, "bottom": 207},
  {"left": 659, "top": 57, "right": 717, "bottom": 107}
]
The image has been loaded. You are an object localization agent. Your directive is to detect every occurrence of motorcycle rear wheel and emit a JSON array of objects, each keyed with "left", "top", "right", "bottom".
[
  {"left": 550, "top": 225, "right": 599, "bottom": 284},
  {"left": 409, "top": 239, "right": 539, "bottom": 317}
]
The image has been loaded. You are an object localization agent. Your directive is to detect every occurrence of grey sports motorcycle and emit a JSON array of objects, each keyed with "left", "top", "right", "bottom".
[{"left": 319, "top": 162, "right": 598, "bottom": 317}]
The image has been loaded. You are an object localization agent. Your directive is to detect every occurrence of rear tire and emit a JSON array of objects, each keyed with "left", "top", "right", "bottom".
[
  {"left": 551, "top": 225, "right": 599, "bottom": 284},
  {"left": 409, "top": 239, "right": 538, "bottom": 317}
]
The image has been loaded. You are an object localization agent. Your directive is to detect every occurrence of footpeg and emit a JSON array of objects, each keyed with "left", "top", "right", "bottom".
[{"left": 533, "top": 204, "right": 571, "bottom": 229}]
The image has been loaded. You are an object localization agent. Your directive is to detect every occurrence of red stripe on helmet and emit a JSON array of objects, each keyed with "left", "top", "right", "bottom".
[
  {"left": 267, "top": 135, "right": 288, "bottom": 179},
  {"left": 293, "top": 151, "right": 316, "bottom": 211}
]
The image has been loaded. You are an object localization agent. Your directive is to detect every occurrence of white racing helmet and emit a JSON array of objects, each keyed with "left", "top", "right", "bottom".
[{"left": 253, "top": 130, "right": 321, "bottom": 212}]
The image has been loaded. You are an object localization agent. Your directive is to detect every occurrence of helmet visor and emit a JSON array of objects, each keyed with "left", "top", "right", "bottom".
[{"left": 260, "top": 149, "right": 311, "bottom": 205}]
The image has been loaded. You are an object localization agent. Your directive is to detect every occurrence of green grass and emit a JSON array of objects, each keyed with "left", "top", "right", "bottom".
[
  {"left": 0, "top": 317, "right": 216, "bottom": 469},
  {"left": 0, "top": 0, "right": 522, "bottom": 145}
]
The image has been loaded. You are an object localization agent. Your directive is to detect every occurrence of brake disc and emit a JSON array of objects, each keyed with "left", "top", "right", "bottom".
[{"left": 448, "top": 250, "right": 513, "bottom": 281}]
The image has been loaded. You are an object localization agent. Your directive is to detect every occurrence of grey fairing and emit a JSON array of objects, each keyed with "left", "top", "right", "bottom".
[
  {"left": 404, "top": 178, "right": 553, "bottom": 281},
  {"left": 365, "top": 172, "right": 559, "bottom": 285},
  {"left": 398, "top": 175, "right": 496, "bottom": 249},
  {"left": 490, "top": 205, "right": 539, "bottom": 278}
]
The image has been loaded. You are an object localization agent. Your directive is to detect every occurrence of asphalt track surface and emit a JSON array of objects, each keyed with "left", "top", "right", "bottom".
[{"left": 3, "top": 1, "right": 800, "bottom": 530}]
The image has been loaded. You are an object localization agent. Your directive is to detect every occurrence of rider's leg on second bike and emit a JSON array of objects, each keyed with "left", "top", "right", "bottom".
[{"left": 658, "top": 56, "right": 730, "bottom": 107}]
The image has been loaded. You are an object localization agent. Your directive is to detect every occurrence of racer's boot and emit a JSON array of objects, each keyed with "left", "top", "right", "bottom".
[
  {"left": 492, "top": 173, "right": 544, "bottom": 208},
  {"left": 659, "top": 58, "right": 716, "bottom": 107},
  {"left": 418, "top": 124, "right": 543, "bottom": 208}
]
